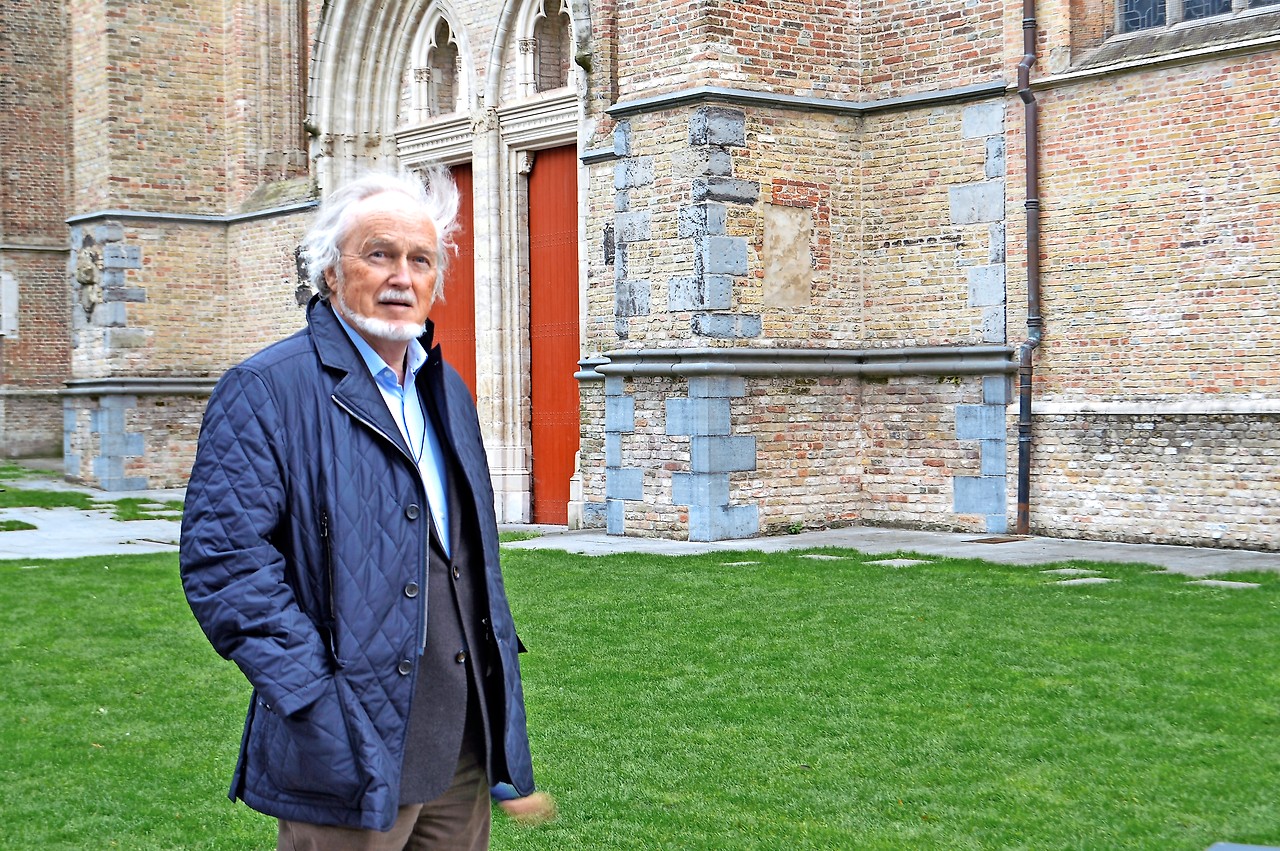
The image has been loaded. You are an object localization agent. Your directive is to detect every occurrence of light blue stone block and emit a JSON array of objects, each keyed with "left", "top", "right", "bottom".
[
  {"left": 981, "top": 305, "right": 1006, "bottom": 344},
  {"left": 615, "top": 211, "right": 651, "bottom": 244},
  {"left": 671, "top": 472, "right": 730, "bottom": 507},
  {"left": 613, "top": 120, "right": 632, "bottom": 157},
  {"left": 614, "top": 157, "right": 654, "bottom": 190},
  {"left": 689, "top": 503, "right": 759, "bottom": 542},
  {"left": 605, "top": 396, "right": 635, "bottom": 432},
  {"left": 954, "top": 475, "right": 1007, "bottom": 515},
  {"left": 985, "top": 513, "right": 1009, "bottom": 534},
  {"left": 690, "top": 435, "right": 756, "bottom": 473},
  {"left": 606, "top": 498, "right": 626, "bottom": 535},
  {"left": 616, "top": 278, "right": 650, "bottom": 317},
  {"left": 980, "top": 439, "right": 1007, "bottom": 476},
  {"left": 677, "top": 203, "right": 727, "bottom": 238},
  {"left": 962, "top": 101, "right": 1004, "bottom": 138},
  {"left": 949, "top": 181, "right": 1005, "bottom": 225},
  {"left": 666, "top": 397, "right": 731, "bottom": 436},
  {"left": 606, "top": 467, "right": 643, "bottom": 501},
  {"left": 689, "top": 106, "right": 746, "bottom": 147},
  {"left": 967, "top": 264, "right": 1005, "bottom": 306},
  {"left": 986, "top": 136, "right": 1006, "bottom": 179},
  {"left": 956, "top": 405, "right": 1006, "bottom": 440},
  {"left": 692, "top": 313, "right": 762, "bottom": 339},
  {"left": 103, "top": 244, "right": 142, "bottom": 269},
  {"left": 668, "top": 274, "right": 733, "bottom": 311},
  {"left": 687, "top": 376, "right": 746, "bottom": 398},
  {"left": 605, "top": 433, "right": 622, "bottom": 468},
  {"left": 702, "top": 236, "right": 748, "bottom": 276},
  {"left": 983, "top": 376, "right": 1013, "bottom": 406}
]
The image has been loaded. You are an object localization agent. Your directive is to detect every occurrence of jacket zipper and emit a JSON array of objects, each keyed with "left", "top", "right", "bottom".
[{"left": 318, "top": 508, "right": 344, "bottom": 669}]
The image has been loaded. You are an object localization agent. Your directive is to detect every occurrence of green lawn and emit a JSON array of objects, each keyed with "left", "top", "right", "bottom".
[
  {"left": 2, "top": 549, "right": 1277, "bottom": 849},
  {"left": 0, "top": 463, "right": 184, "bottom": 521}
]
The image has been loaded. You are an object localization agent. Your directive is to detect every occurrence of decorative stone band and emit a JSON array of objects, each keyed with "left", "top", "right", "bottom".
[
  {"left": 65, "top": 199, "right": 319, "bottom": 228},
  {"left": 61, "top": 377, "right": 219, "bottom": 397},
  {"left": 606, "top": 80, "right": 1008, "bottom": 122},
  {"left": 1034, "top": 398, "right": 1280, "bottom": 416},
  {"left": 578, "top": 346, "right": 1018, "bottom": 380}
]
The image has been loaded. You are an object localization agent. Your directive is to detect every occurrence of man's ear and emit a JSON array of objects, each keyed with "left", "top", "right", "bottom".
[{"left": 323, "top": 266, "right": 338, "bottom": 293}]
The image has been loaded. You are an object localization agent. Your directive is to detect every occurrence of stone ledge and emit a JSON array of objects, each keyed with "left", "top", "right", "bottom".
[
  {"left": 596, "top": 345, "right": 1017, "bottom": 378},
  {"left": 62, "top": 377, "right": 219, "bottom": 396}
]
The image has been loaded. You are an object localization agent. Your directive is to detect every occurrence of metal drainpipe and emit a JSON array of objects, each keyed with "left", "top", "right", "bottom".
[{"left": 1015, "top": 0, "right": 1043, "bottom": 536}]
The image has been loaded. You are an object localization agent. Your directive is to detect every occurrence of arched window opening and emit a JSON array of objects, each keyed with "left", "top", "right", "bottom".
[
  {"left": 427, "top": 19, "right": 459, "bottom": 115},
  {"left": 397, "top": 13, "right": 463, "bottom": 129},
  {"left": 533, "top": 1, "right": 571, "bottom": 92}
]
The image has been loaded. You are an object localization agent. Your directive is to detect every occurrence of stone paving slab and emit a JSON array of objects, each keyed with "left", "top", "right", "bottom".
[
  {"left": 0, "top": 506, "right": 180, "bottom": 560},
  {"left": 867, "top": 558, "right": 931, "bottom": 568},
  {"left": 1188, "top": 579, "right": 1262, "bottom": 590},
  {"left": 501, "top": 525, "right": 1280, "bottom": 578}
]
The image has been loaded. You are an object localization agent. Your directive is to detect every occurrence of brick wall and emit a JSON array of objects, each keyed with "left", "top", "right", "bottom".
[
  {"left": 1, "top": 0, "right": 71, "bottom": 455},
  {"left": 1036, "top": 56, "right": 1280, "bottom": 401},
  {"left": 1034, "top": 414, "right": 1280, "bottom": 550}
]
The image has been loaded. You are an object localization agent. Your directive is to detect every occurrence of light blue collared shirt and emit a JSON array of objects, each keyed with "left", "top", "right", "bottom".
[{"left": 333, "top": 311, "right": 450, "bottom": 556}]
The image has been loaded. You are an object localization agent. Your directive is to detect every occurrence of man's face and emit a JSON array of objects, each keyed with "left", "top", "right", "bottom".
[{"left": 325, "top": 191, "right": 439, "bottom": 344}]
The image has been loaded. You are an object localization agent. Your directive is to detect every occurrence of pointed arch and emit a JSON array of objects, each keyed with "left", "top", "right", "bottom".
[
  {"left": 483, "top": 0, "right": 592, "bottom": 107},
  {"left": 514, "top": 0, "right": 572, "bottom": 97},
  {"left": 308, "top": 0, "right": 476, "bottom": 190}
]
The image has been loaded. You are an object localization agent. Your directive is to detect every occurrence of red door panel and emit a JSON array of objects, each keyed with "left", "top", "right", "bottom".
[
  {"left": 528, "top": 146, "right": 580, "bottom": 525},
  {"left": 429, "top": 164, "right": 477, "bottom": 398}
]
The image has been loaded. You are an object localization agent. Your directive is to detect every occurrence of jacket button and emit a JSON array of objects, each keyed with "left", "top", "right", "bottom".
[
  {"left": 405, "top": 504, "right": 420, "bottom": 520},
  {"left": 397, "top": 659, "right": 413, "bottom": 675},
  {"left": 404, "top": 581, "right": 419, "bottom": 598},
  {"left": 452, "top": 566, "right": 460, "bottom": 580},
  {"left": 455, "top": 650, "right": 466, "bottom": 664}
]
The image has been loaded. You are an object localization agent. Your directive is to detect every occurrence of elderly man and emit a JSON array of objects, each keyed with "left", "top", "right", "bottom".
[{"left": 180, "top": 168, "right": 535, "bottom": 850}]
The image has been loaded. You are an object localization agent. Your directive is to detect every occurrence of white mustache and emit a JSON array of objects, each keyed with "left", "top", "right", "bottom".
[{"left": 378, "top": 291, "right": 416, "bottom": 306}]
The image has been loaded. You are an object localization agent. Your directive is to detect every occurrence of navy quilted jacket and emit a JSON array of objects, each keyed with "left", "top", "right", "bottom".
[{"left": 180, "top": 298, "right": 534, "bottom": 830}]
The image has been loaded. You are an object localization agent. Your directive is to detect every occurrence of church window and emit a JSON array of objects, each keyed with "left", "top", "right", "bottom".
[
  {"left": 533, "top": 0, "right": 571, "bottom": 92},
  {"left": 1120, "top": 0, "right": 1276, "bottom": 32},
  {"left": 427, "top": 20, "right": 460, "bottom": 115}
]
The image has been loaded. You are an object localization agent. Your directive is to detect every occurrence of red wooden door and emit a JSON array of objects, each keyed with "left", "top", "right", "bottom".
[
  {"left": 428, "top": 164, "right": 477, "bottom": 397},
  {"left": 527, "top": 145, "right": 580, "bottom": 524}
]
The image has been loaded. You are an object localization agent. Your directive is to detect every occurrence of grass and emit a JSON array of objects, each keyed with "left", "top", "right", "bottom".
[
  {"left": 0, "top": 519, "right": 37, "bottom": 532},
  {"left": 499, "top": 530, "right": 544, "bottom": 544},
  {"left": 105, "top": 498, "right": 186, "bottom": 522},
  {"left": 0, "top": 463, "right": 183, "bottom": 521},
  {"left": 2, "top": 549, "right": 1278, "bottom": 849}
]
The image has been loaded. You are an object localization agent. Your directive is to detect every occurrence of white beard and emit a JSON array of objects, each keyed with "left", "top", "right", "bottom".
[{"left": 335, "top": 290, "right": 425, "bottom": 342}]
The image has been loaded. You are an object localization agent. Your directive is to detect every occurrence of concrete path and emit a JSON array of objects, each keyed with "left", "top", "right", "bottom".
[
  {"left": 2, "top": 470, "right": 1278, "bottom": 576},
  {"left": 500, "top": 524, "right": 1280, "bottom": 578}
]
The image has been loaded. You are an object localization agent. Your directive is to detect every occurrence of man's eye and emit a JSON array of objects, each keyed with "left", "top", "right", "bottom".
[
  {"left": 368, "top": 250, "right": 387, "bottom": 260},
  {"left": 412, "top": 256, "right": 433, "bottom": 266}
]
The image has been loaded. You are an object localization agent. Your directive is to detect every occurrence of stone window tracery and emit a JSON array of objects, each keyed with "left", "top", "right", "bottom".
[
  {"left": 397, "top": 11, "right": 466, "bottom": 129},
  {"left": 533, "top": 2, "right": 571, "bottom": 91},
  {"left": 517, "top": 0, "right": 573, "bottom": 96},
  {"left": 1119, "top": 0, "right": 1276, "bottom": 33}
]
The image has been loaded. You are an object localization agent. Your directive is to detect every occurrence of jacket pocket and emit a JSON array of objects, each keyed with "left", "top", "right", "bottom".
[{"left": 259, "top": 675, "right": 367, "bottom": 805}]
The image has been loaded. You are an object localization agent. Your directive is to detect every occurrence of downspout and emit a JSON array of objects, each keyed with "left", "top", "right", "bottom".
[{"left": 1015, "top": 0, "right": 1043, "bottom": 535}]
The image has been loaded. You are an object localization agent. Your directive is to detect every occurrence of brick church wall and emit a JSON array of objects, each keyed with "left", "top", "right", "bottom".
[{"left": 0, "top": 0, "right": 72, "bottom": 456}]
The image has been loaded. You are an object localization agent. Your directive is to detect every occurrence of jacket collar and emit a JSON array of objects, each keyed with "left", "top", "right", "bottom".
[
  {"left": 308, "top": 295, "right": 438, "bottom": 374},
  {"left": 307, "top": 296, "right": 441, "bottom": 460}
]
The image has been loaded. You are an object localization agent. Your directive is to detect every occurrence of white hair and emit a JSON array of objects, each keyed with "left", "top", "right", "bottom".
[{"left": 300, "top": 166, "right": 460, "bottom": 300}]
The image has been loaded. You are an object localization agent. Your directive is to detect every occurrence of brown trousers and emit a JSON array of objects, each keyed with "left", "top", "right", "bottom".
[{"left": 275, "top": 746, "right": 490, "bottom": 851}]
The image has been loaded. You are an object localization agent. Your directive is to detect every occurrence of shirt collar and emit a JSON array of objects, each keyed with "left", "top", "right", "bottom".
[{"left": 332, "top": 307, "right": 428, "bottom": 390}]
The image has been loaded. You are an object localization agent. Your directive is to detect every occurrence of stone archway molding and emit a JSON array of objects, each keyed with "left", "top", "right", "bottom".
[{"left": 308, "top": 0, "right": 479, "bottom": 191}]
